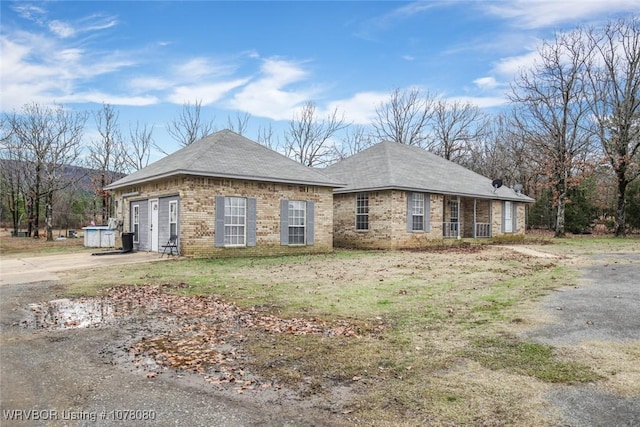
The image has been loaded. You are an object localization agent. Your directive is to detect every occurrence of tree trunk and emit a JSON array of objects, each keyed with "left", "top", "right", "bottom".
[
  {"left": 33, "top": 169, "right": 41, "bottom": 238},
  {"left": 45, "top": 192, "right": 54, "bottom": 241},
  {"left": 26, "top": 195, "right": 34, "bottom": 238},
  {"left": 555, "top": 180, "right": 566, "bottom": 238},
  {"left": 614, "top": 176, "right": 627, "bottom": 237},
  {"left": 10, "top": 189, "right": 20, "bottom": 235},
  {"left": 555, "top": 198, "right": 566, "bottom": 237}
]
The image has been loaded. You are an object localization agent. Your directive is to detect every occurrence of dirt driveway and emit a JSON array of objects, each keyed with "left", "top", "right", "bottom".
[
  {"left": 1, "top": 252, "right": 335, "bottom": 426},
  {"left": 0, "top": 251, "right": 167, "bottom": 286},
  {"left": 1, "top": 248, "right": 639, "bottom": 426}
]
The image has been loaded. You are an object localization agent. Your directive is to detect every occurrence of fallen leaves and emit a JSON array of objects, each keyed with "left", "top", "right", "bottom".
[
  {"left": 105, "top": 284, "right": 360, "bottom": 390},
  {"left": 21, "top": 284, "right": 366, "bottom": 392}
]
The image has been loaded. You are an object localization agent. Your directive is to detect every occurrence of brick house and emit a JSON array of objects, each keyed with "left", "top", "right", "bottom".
[
  {"left": 105, "top": 130, "right": 342, "bottom": 257},
  {"left": 323, "top": 141, "right": 534, "bottom": 249}
]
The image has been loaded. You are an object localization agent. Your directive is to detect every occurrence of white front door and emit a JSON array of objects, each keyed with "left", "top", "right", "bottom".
[
  {"left": 150, "top": 199, "right": 159, "bottom": 251},
  {"left": 504, "top": 201, "right": 513, "bottom": 233}
]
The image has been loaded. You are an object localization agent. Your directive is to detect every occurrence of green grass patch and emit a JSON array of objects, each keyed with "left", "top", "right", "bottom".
[{"left": 469, "top": 335, "right": 604, "bottom": 384}]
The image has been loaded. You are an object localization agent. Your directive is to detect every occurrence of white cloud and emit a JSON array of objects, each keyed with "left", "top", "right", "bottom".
[
  {"left": 60, "top": 91, "right": 159, "bottom": 106},
  {"left": 494, "top": 50, "right": 540, "bottom": 76},
  {"left": 48, "top": 20, "right": 75, "bottom": 38},
  {"left": 485, "top": 0, "right": 639, "bottom": 29},
  {"left": 0, "top": 30, "right": 141, "bottom": 111},
  {"left": 228, "top": 58, "right": 317, "bottom": 120},
  {"left": 79, "top": 14, "right": 118, "bottom": 32},
  {"left": 167, "top": 79, "right": 250, "bottom": 106},
  {"left": 128, "top": 77, "right": 173, "bottom": 93},
  {"left": 325, "top": 91, "right": 389, "bottom": 125},
  {"left": 174, "top": 57, "right": 234, "bottom": 81},
  {"left": 473, "top": 77, "right": 499, "bottom": 91},
  {"left": 54, "top": 48, "right": 83, "bottom": 63},
  {"left": 445, "top": 95, "right": 509, "bottom": 109},
  {"left": 11, "top": 4, "right": 47, "bottom": 23},
  {"left": 355, "top": 1, "right": 444, "bottom": 41}
]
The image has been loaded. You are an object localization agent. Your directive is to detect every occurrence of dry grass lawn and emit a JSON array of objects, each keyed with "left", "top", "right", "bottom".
[{"left": 3, "top": 231, "right": 639, "bottom": 425}]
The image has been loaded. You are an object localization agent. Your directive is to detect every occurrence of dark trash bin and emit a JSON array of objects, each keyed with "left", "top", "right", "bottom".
[{"left": 121, "top": 232, "right": 134, "bottom": 253}]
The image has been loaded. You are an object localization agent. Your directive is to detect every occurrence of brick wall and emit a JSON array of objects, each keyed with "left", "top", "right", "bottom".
[
  {"left": 113, "top": 176, "right": 334, "bottom": 258},
  {"left": 491, "top": 200, "right": 527, "bottom": 236},
  {"left": 333, "top": 190, "right": 444, "bottom": 249},
  {"left": 461, "top": 198, "right": 491, "bottom": 237}
]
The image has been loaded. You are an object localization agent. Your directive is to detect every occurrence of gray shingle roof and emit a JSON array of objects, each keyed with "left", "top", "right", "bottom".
[
  {"left": 323, "top": 141, "right": 534, "bottom": 202},
  {"left": 105, "top": 130, "right": 342, "bottom": 190}
]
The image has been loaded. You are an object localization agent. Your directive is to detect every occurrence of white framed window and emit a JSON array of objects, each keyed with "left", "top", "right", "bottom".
[
  {"left": 411, "top": 193, "right": 425, "bottom": 231},
  {"left": 288, "top": 200, "right": 306, "bottom": 245},
  {"left": 224, "top": 197, "right": 246, "bottom": 246},
  {"left": 280, "top": 199, "right": 314, "bottom": 246},
  {"left": 215, "top": 196, "right": 256, "bottom": 248},
  {"left": 169, "top": 201, "right": 178, "bottom": 237},
  {"left": 406, "top": 192, "right": 431, "bottom": 233},
  {"left": 132, "top": 204, "right": 140, "bottom": 243},
  {"left": 449, "top": 199, "right": 459, "bottom": 223},
  {"left": 356, "top": 192, "right": 369, "bottom": 231}
]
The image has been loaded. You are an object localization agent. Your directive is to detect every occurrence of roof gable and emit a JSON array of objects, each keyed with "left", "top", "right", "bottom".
[
  {"left": 106, "top": 130, "right": 342, "bottom": 189},
  {"left": 324, "top": 141, "right": 533, "bottom": 202}
]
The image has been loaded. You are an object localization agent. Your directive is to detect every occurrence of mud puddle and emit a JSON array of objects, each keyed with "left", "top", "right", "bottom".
[{"left": 22, "top": 296, "right": 155, "bottom": 329}]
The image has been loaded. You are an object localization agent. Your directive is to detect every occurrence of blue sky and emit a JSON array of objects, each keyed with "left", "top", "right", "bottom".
[{"left": 1, "top": 1, "right": 638, "bottom": 159}]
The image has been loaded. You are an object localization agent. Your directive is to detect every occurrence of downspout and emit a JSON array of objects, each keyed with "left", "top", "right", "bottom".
[
  {"left": 117, "top": 191, "right": 140, "bottom": 249},
  {"left": 456, "top": 196, "right": 461, "bottom": 239},
  {"left": 473, "top": 198, "right": 477, "bottom": 239},
  {"left": 120, "top": 191, "right": 140, "bottom": 232}
]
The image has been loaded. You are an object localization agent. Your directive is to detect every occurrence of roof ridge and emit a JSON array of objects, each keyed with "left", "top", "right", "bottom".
[{"left": 106, "top": 129, "right": 343, "bottom": 190}]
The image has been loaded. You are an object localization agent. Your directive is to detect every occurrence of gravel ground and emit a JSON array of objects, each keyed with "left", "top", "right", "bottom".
[
  {"left": 522, "top": 252, "right": 640, "bottom": 427},
  {"left": 0, "top": 282, "right": 343, "bottom": 427}
]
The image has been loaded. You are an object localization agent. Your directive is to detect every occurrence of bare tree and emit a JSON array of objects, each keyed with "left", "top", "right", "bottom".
[
  {"left": 126, "top": 121, "right": 154, "bottom": 172},
  {"left": 334, "top": 125, "right": 374, "bottom": 160},
  {"left": 88, "top": 103, "right": 127, "bottom": 224},
  {"left": 585, "top": 17, "right": 640, "bottom": 237},
  {"left": 227, "top": 112, "right": 251, "bottom": 136},
  {"left": 510, "top": 29, "right": 595, "bottom": 237},
  {"left": 256, "top": 123, "right": 280, "bottom": 151},
  {"left": 477, "top": 112, "right": 541, "bottom": 196},
  {"left": 284, "top": 101, "right": 350, "bottom": 167},
  {"left": 5, "top": 103, "right": 86, "bottom": 240},
  {"left": 164, "top": 100, "right": 216, "bottom": 151},
  {"left": 5, "top": 105, "right": 46, "bottom": 237},
  {"left": 372, "top": 87, "right": 435, "bottom": 146},
  {"left": 0, "top": 117, "right": 25, "bottom": 235},
  {"left": 427, "top": 99, "right": 489, "bottom": 162},
  {"left": 41, "top": 117, "right": 85, "bottom": 240}
]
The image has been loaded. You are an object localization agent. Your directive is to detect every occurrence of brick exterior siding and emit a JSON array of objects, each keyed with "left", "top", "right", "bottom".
[
  {"left": 333, "top": 190, "right": 444, "bottom": 249},
  {"left": 113, "top": 176, "right": 334, "bottom": 258},
  {"left": 491, "top": 200, "right": 527, "bottom": 235},
  {"left": 334, "top": 191, "right": 526, "bottom": 248}
]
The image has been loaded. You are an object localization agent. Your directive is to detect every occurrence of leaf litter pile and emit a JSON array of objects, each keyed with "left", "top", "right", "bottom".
[{"left": 24, "top": 283, "right": 360, "bottom": 394}]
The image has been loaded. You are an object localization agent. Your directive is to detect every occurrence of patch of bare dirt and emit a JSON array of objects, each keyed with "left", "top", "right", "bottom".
[{"left": 21, "top": 284, "right": 367, "bottom": 401}]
